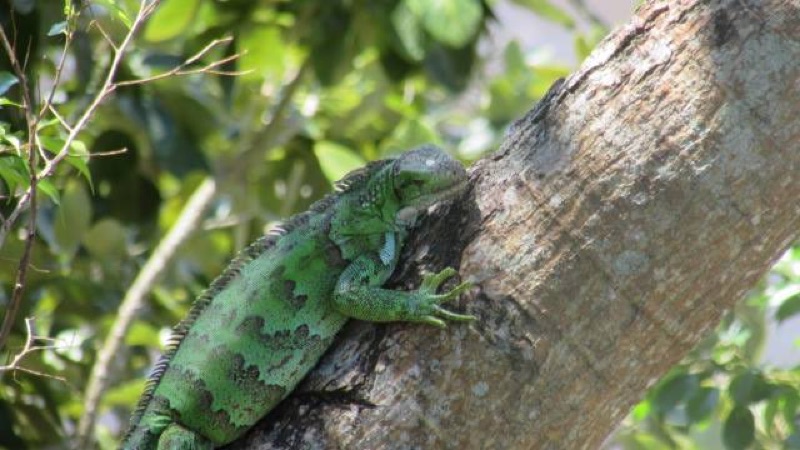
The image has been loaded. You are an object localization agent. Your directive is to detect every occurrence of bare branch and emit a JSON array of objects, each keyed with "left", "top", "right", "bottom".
[
  {"left": 89, "top": 20, "right": 119, "bottom": 52},
  {"left": 0, "top": 20, "right": 40, "bottom": 353},
  {"left": 113, "top": 37, "right": 247, "bottom": 88},
  {"left": 0, "top": 318, "right": 67, "bottom": 383},
  {"left": 47, "top": 104, "right": 73, "bottom": 133},
  {"left": 37, "top": 27, "right": 74, "bottom": 121},
  {"left": 86, "top": 147, "right": 128, "bottom": 158}
]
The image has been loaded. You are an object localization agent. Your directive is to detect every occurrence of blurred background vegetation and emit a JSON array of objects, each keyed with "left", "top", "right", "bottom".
[{"left": 0, "top": 1, "right": 796, "bottom": 449}]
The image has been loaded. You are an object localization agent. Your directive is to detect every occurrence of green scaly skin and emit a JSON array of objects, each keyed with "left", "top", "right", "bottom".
[{"left": 120, "top": 145, "right": 475, "bottom": 449}]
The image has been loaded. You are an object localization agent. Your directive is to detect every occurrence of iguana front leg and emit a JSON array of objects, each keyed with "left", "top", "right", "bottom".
[{"left": 333, "top": 254, "right": 474, "bottom": 327}]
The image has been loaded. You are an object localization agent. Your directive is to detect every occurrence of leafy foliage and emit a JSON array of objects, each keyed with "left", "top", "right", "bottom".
[
  {"left": 0, "top": 1, "right": 796, "bottom": 450},
  {"left": 613, "top": 246, "right": 800, "bottom": 449}
]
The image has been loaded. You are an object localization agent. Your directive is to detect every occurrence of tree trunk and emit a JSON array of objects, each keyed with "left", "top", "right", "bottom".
[{"left": 229, "top": 1, "right": 800, "bottom": 448}]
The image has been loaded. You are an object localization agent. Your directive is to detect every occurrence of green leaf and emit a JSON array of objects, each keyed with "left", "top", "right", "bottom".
[
  {"left": 125, "top": 321, "right": 162, "bottom": 347},
  {"left": 729, "top": 370, "right": 772, "bottom": 405},
  {"left": 686, "top": 387, "right": 719, "bottom": 422},
  {"left": 406, "top": 0, "right": 482, "bottom": 48},
  {"left": 0, "top": 71, "right": 19, "bottom": 96},
  {"left": 82, "top": 219, "right": 127, "bottom": 260},
  {"left": 102, "top": 379, "right": 147, "bottom": 408},
  {"left": 0, "top": 129, "right": 22, "bottom": 152},
  {"left": 0, "top": 97, "right": 21, "bottom": 107},
  {"left": 313, "top": 141, "right": 366, "bottom": 183},
  {"left": 652, "top": 373, "right": 699, "bottom": 415},
  {"left": 144, "top": 0, "right": 201, "bottom": 42},
  {"left": 784, "top": 390, "right": 799, "bottom": 428},
  {"left": 53, "top": 180, "right": 92, "bottom": 258},
  {"left": 93, "top": 0, "right": 133, "bottom": 28},
  {"left": 391, "top": 1, "right": 425, "bottom": 61},
  {"left": 0, "top": 155, "right": 29, "bottom": 192},
  {"left": 631, "top": 400, "right": 651, "bottom": 421},
  {"left": 774, "top": 283, "right": 800, "bottom": 322},
  {"left": 36, "top": 117, "right": 62, "bottom": 132},
  {"left": 383, "top": 118, "right": 439, "bottom": 152},
  {"left": 574, "top": 35, "right": 592, "bottom": 62},
  {"left": 503, "top": 41, "right": 527, "bottom": 75},
  {"left": 722, "top": 406, "right": 755, "bottom": 450},
  {"left": 67, "top": 139, "right": 92, "bottom": 188},
  {"left": 39, "top": 135, "right": 64, "bottom": 154},
  {"left": 510, "top": 0, "right": 575, "bottom": 28},
  {"left": 37, "top": 178, "right": 60, "bottom": 204},
  {"left": 729, "top": 371, "right": 757, "bottom": 405},
  {"left": 238, "top": 26, "right": 286, "bottom": 81}
]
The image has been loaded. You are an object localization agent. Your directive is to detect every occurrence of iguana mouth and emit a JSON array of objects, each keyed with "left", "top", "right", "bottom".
[
  {"left": 397, "top": 179, "right": 468, "bottom": 223},
  {"left": 418, "top": 179, "right": 469, "bottom": 207}
]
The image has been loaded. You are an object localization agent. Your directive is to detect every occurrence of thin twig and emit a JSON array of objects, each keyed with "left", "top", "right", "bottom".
[
  {"left": 37, "top": 25, "right": 73, "bottom": 121},
  {"left": 86, "top": 147, "right": 128, "bottom": 158},
  {"left": 90, "top": 20, "right": 119, "bottom": 52},
  {"left": 47, "top": 104, "right": 73, "bottom": 133},
  {"left": 0, "top": 318, "right": 67, "bottom": 383},
  {"left": 0, "top": 21, "right": 40, "bottom": 353},
  {"left": 114, "top": 38, "right": 247, "bottom": 88}
]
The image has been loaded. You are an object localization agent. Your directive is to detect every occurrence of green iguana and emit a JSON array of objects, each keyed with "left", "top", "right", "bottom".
[{"left": 121, "top": 145, "right": 475, "bottom": 449}]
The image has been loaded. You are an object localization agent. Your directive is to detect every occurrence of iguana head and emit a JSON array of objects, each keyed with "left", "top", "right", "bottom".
[{"left": 392, "top": 145, "right": 468, "bottom": 223}]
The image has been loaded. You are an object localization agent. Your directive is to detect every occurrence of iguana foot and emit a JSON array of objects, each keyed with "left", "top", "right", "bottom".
[{"left": 413, "top": 268, "right": 476, "bottom": 328}]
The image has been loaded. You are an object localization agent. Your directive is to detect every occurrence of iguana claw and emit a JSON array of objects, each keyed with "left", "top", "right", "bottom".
[{"left": 415, "top": 268, "right": 476, "bottom": 327}]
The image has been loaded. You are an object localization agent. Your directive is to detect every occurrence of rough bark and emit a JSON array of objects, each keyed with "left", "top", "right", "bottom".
[{"left": 230, "top": 1, "right": 800, "bottom": 449}]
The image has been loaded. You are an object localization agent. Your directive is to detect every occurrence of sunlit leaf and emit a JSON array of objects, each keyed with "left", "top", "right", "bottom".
[
  {"left": 102, "top": 379, "right": 147, "bottom": 408},
  {"left": 36, "top": 117, "right": 62, "bottom": 132},
  {"left": 631, "top": 400, "right": 651, "bottom": 421},
  {"left": 93, "top": 0, "right": 133, "bottom": 28},
  {"left": 238, "top": 26, "right": 286, "bottom": 81},
  {"left": 144, "top": 0, "right": 201, "bottom": 42},
  {"left": 0, "top": 97, "right": 22, "bottom": 107},
  {"left": 313, "top": 141, "right": 366, "bottom": 183},
  {"left": 0, "top": 155, "right": 29, "bottom": 192},
  {"left": 574, "top": 35, "right": 592, "bottom": 62},
  {"left": 39, "top": 135, "right": 64, "bottom": 154},
  {"left": 383, "top": 118, "right": 439, "bottom": 153},
  {"left": 391, "top": 1, "right": 425, "bottom": 61},
  {"left": 37, "top": 178, "right": 60, "bottom": 204},
  {"left": 125, "top": 321, "right": 162, "bottom": 347},
  {"left": 406, "top": 0, "right": 482, "bottom": 48},
  {"left": 67, "top": 139, "right": 92, "bottom": 188}
]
